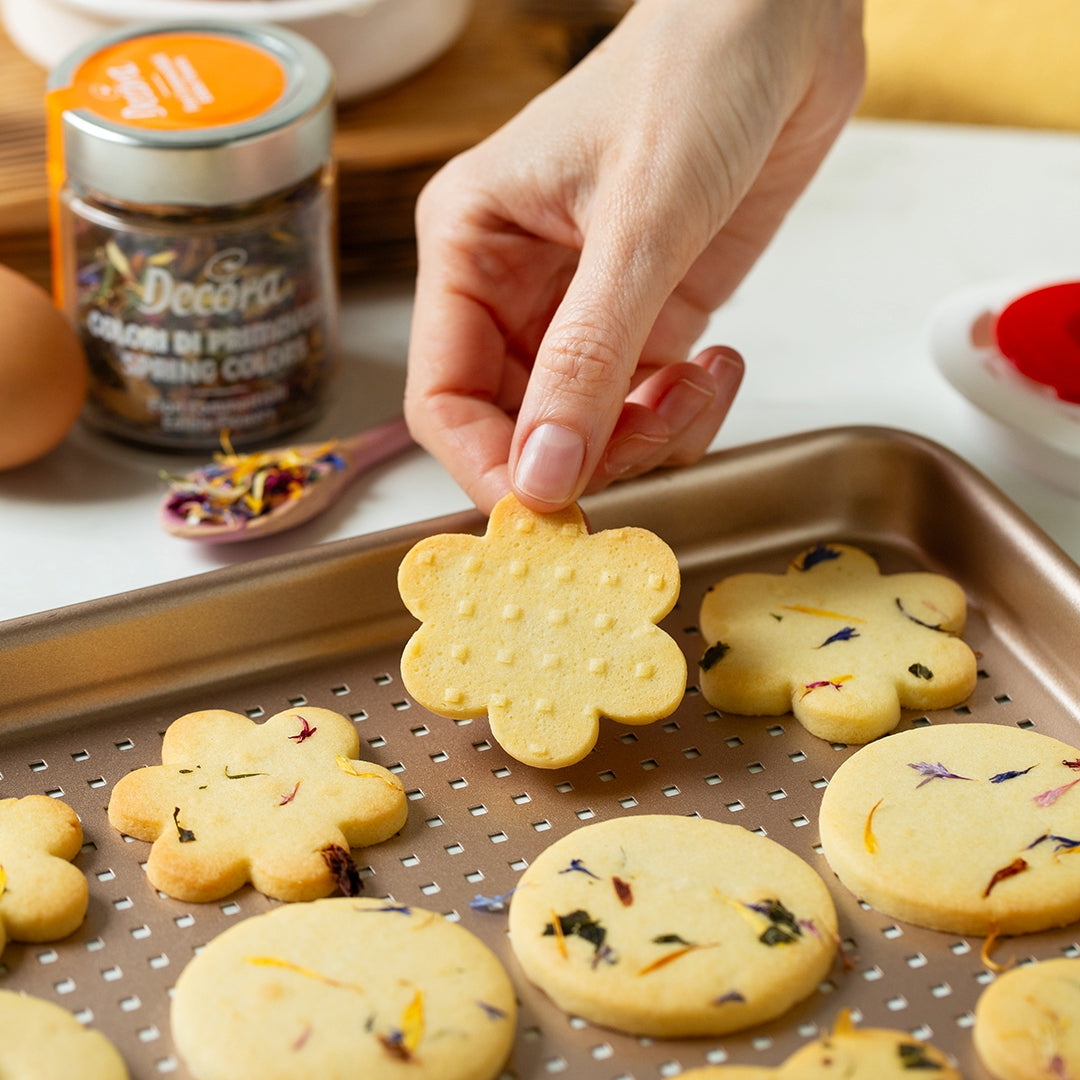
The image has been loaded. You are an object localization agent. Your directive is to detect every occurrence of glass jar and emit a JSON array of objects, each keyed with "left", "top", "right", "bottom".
[{"left": 46, "top": 22, "right": 339, "bottom": 451}]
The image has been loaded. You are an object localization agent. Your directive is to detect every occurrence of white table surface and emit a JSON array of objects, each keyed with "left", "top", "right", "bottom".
[{"left": 4, "top": 117, "right": 1080, "bottom": 624}]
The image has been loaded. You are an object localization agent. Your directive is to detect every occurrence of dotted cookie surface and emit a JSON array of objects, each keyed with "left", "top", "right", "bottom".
[
  {"left": 170, "top": 897, "right": 517, "bottom": 1080},
  {"left": 819, "top": 722, "right": 1080, "bottom": 935},
  {"left": 398, "top": 493, "right": 686, "bottom": 769},
  {"left": 506, "top": 814, "right": 838, "bottom": 1038},
  {"left": 698, "top": 542, "right": 978, "bottom": 743},
  {"left": 973, "top": 957, "right": 1080, "bottom": 1080},
  {"left": 0, "top": 794, "right": 87, "bottom": 952},
  {"left": 107, "top": 707, "right": 407, "bottom": 903}
]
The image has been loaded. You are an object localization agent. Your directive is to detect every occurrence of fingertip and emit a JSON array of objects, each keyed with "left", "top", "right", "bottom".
[
  {"left": 696, "top": 344, "right": 745, "bottom": 393},
  {"left": 511, "top": 422, "right": 586, "bottom": 511}
]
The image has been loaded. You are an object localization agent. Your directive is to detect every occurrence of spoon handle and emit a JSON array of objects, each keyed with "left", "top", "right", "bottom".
[{"left": 338, "top": 416, "right": 415, "bottom": 471}]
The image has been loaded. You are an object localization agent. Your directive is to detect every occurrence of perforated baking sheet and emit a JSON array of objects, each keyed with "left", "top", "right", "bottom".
[{"left": 4, "top": 425, "right": 1080, "bottom": 1079}]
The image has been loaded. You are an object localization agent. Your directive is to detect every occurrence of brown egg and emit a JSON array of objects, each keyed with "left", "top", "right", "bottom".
[{"left": 0, "top": 263, "right": 88, "bottom": 470}]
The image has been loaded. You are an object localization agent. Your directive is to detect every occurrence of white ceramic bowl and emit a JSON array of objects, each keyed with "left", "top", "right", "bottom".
[
  {"left": 930, "top": 274, "right": 1080, "bottom": 498},
  {"left": 1, "top": 0, "right": 473, "bottom": 100}
]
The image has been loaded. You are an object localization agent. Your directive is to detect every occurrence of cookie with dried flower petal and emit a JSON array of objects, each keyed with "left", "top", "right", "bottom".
[
  {"left": 820, "top": 722, "right": 1080, "bottom": 935},
  {"left": 0, "top": 794, "right": 87, "bottom": 953},
  {"left": 677, "top": 1012, "right": 958, "bottom": 1078},
  {"left": 778, "top": 1011, "right": 959, "bottom": 1077},
  {"left": 171, "top": 897, "right": 516, "bottom": 1080},
  {"left": 507, "top": 814, "right": 837, "bottom": 1038},
  {"left": 698, "top": 542, "right": 977, "bottom": 743},
  {"left": 0, "top": 989, "right": 128, "bottom": 1079},
  {"left": 398, "top": 493, "right": 686, "bottom": 769},
  {"left": 107, "top": 707, "right": 407, "bottom": 903},
  {"left": 973, "top": 957, "right": 1080, "bottom": 1080}
]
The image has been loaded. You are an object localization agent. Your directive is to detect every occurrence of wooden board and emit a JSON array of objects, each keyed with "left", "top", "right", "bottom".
[{"left": 0, "top": 1, "right": 623, "bottom": 291}]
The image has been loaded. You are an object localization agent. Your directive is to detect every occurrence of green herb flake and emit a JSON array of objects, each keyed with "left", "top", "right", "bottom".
[
  {"left": 746, "top": 898, "right": 803, "bottom": 946},
  {"left": 543, "top": 909, "right": 607, "bottom": 953},
  {"left": 172, "top": 806, "right": 196, "bottom": 843},
  {"left": 700, "top": 642, "right": 730, "bottom": 670},
  {"left": 897, "top": 1041, "right": 945, "bottom": 1070},
  {"left": 224, "top": 765, "right": 268, "bottom": 779}
]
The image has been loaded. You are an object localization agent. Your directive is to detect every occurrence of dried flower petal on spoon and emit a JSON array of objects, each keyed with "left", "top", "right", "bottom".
[
  {"left": 162, "top": 435, "right": 346, "bottom": 529},
  {"left": 159, "top": 415, "right": 414, "bottom": 542}
]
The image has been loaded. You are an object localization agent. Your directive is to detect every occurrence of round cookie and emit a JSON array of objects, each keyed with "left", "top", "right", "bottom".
[
  {"left": 0, "top": 988, "right": 128, "bottom": 1079},
  {"left": 506, "top": 814, "right": 838, "bottom": 1038},
  {"left": 780, "top": 1022, "right": 960, "bottom": 1078},
  {"left": 171, "top": 897, "right": 517, "bottom": 1080},
  {"left": 819, "top": 722, "right": 1080, "bottom": 935},
  {"left": 973, "top": 958, "right": 1080, "bottom": 1080}
]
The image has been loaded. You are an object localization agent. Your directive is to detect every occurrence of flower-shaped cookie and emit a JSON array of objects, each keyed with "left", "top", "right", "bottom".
[
  {"left": 0, "top": 795, "right": 88, "bottom": 954},
  {"left": 398, "top": 494, "right": 687, "bottom": 769},
  {"left": 698, "top": 543, "right": 978, "bottom": 743},
  {"left": 107, "top": 707, "right": 408, "bottom": 903}
]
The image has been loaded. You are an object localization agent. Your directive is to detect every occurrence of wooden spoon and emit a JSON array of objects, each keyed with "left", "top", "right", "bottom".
[{"left": 160, "top": 415, "right": 415, "bottom": 542}]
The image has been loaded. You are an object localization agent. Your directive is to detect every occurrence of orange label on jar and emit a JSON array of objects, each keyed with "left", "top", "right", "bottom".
[{"left": 54, "top": 31, "right": 288, "bottom": 130}]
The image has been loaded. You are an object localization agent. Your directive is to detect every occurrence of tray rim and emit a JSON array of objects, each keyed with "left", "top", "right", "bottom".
[{"left": 4, "top": 422, "right": 1079, "bottom": 729}]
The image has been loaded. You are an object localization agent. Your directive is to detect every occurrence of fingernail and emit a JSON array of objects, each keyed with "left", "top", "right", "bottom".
[
  {"left": 514, "top": 423, "right": 586, "bottom": 505},
  {"left": 605, "top": 432, "right": 665, "bottom": 477},
  {"left": 655, "top": 378, "right": 713, "bottom": 428},
  {"left": 706, "top": 348, "right": 745, "bottom": 387}
]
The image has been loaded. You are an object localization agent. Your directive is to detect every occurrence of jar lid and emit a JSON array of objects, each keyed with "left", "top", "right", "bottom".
[{"left": 46, "top": 22, "right": 335, "bottom": 207}]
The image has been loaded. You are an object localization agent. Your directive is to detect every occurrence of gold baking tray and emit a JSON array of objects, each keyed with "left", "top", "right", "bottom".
[{"left": 3, "top": 425, "right": 1080, "bottom": 1079}]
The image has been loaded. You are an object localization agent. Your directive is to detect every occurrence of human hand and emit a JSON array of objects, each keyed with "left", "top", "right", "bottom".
[{"left": 405, "top": 0, "right": 865, "bottom": 514}]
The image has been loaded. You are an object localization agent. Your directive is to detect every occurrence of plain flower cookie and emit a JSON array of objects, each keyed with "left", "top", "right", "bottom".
[
  {"left": 0, "top": 794, "right": 88, "bottom": 953},
  {"left": 397, "top": 493, "right": 686, "bottom": 769},
  {"left": 698, "top": 542, "right": 978, "bottom": 743},
  {"left": 0, "top": 989, "right": 129, "bottom": 1080},
  {"left": 170, "top": 897, "right": 517, "bottom": 1080},
  {"left": 973, "top": 957, "right": 1080, "bottom": 1079},
  {"left": 819, "top": 722, "right": 1080, "bottom": 935},
  {"left": 107, "top": 707, "right": 407, "bottom": 903},
  {"left": 506, "top": 815, "right": 838, "bottom": 1037}
]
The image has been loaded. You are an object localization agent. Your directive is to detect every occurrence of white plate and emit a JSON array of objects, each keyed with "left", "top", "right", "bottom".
[
  {"left": 1, "top": 0, "right": 473, "bottom": 101},
  {"left": 929, "top": 275, "right": 1080, "bottom": 497}
]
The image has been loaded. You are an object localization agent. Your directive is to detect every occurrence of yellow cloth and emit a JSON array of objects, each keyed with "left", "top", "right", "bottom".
[{"left": 858, "top": 0, "right": 1080, "bottom": 130}]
